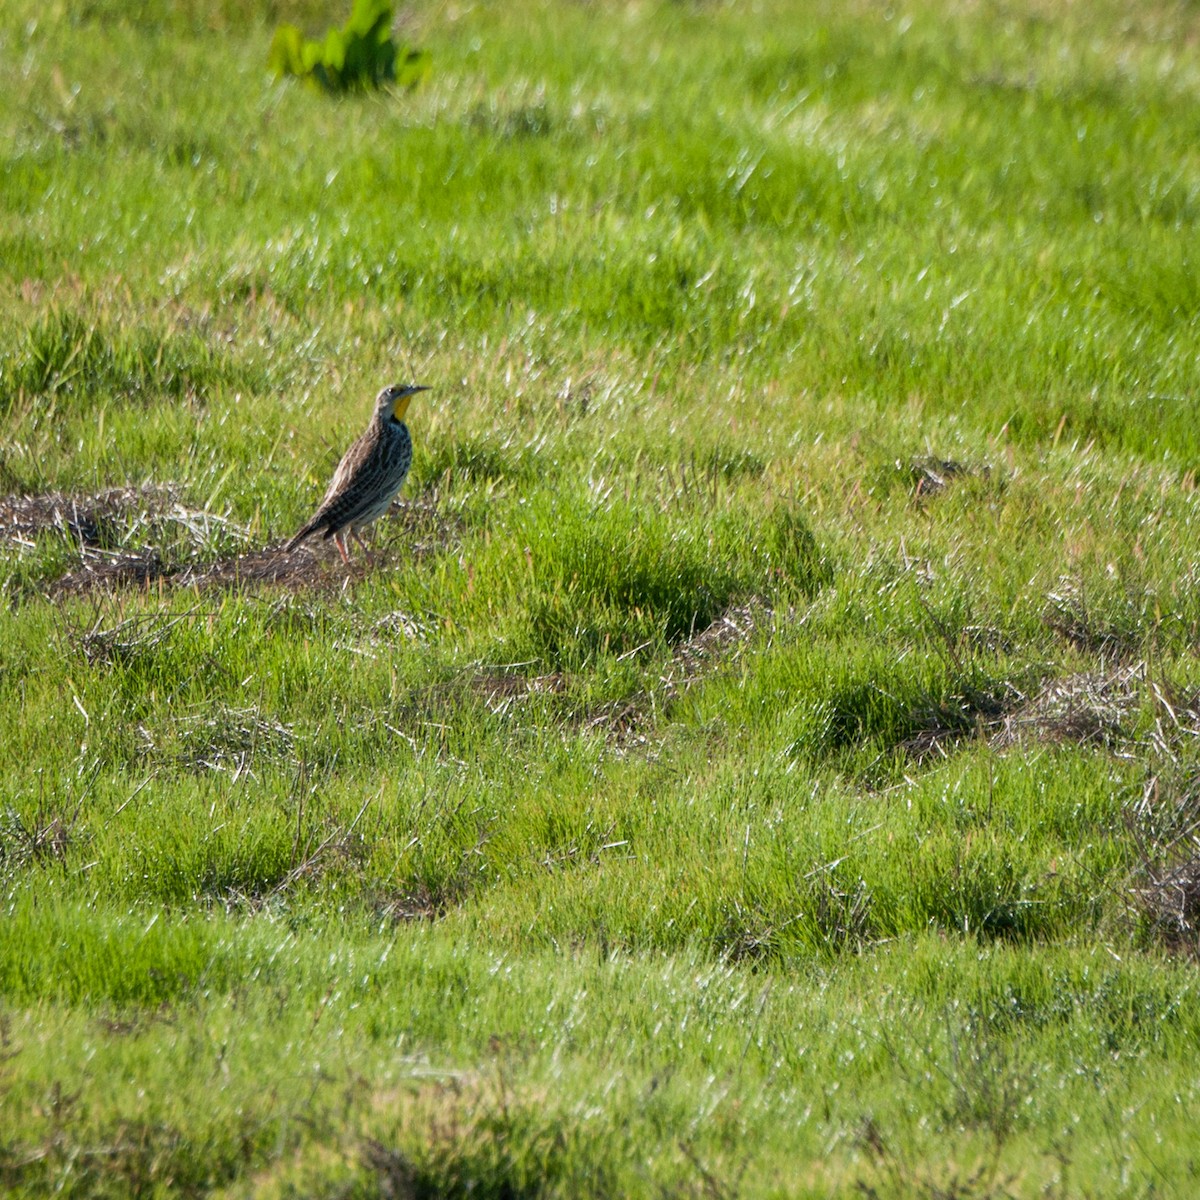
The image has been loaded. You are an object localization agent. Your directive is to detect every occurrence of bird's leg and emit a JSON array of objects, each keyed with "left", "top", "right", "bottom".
[
  {"left": 334, "top": 532, "right": 352, "bottom": 565},
  {"left": 350, "top": 528, "right": 372, "bottom": 559}
]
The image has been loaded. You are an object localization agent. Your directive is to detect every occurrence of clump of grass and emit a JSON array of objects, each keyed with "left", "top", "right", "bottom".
[
  {"left": 526, "top": 498, "right": 731, "bottom": 657},
  {"left": 0, "top": 805, "right": 78, "bottom": 873},
  {"left": 0, "top": 1090, "right": 283, "bottom": 1198},
  {"left": 1, "top": 310, "right": 261, "bottom": 411},
  {"left": 776, "top": 642, "right": 1014, "bottom": 773},
  {"left": 519, "top": 489, "right": 825, "bottom": 663},
  {"left": 360, "top": 1079, "right": 600, "bottom": 1200}
]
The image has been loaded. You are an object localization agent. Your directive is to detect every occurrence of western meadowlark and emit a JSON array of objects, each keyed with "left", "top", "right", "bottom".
[{"left": 288, "top": 383, "right": 428, "bottom": 563}]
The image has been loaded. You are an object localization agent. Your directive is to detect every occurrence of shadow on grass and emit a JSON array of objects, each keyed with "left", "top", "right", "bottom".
[
  {"left": 522, "top": 491, "right": 827, "bottom": 664},
  {"left": 359, "top": 1076, "right": 621, "bottom": 1200}
]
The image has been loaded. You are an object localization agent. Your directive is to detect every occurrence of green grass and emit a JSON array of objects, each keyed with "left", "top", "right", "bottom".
[{"left": 4, "top": 0, "right": 1200, "bottom": 1195}]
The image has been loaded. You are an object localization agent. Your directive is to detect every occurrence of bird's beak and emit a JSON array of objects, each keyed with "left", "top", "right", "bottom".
[{"left": 394, "top": 386, "right": 429, "bottom": 420}]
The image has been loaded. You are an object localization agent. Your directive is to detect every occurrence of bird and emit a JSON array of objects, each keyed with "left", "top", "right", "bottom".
[{"left": 287, "top": 383, "right": 429, "bottom": 564}]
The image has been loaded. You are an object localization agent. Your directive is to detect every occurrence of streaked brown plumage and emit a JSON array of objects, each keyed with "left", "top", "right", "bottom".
[{"left": 288, "top": 383, "right": 428, "bottom": 563}]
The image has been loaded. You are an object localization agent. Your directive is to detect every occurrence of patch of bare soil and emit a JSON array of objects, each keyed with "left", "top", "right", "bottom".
[
  {"left": 2, "top": 488, "right": 460, "bottom": 596},
  {"left": 50, "top": 543, "right": 342, "bottom": 596},
  {"left": 0, "top": 485, "right": 177, "bottom": 547},
  {"left": 172, "top": 544, "right": 337, "bottom": 591},
  {"left": 54, "top": 550, "right": 168, "bottom": 594},
  {"left": 471, "top": 670, "right": 566, "bottom": 714}
]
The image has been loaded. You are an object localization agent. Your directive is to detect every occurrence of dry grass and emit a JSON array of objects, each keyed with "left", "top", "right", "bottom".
[
  {"left": 898, "top": 664, "right": 1159, "bottom": 764},
  {"left": 172, "top": 543, "right": 339, "bottom": 591},
  {"left": 1134, "top": 848, "right": 1200, "bottom": 956},
  {"left": 1043, "top": 576, "right": 1146, "bottom": 659},
  {"left": 908, "top": 455, "right": 987, "bottom": 500},
  {"left": 69, "top": 608, "right": 200, "bottom": 668},
  {"left": 0, "top": 485, "right": 177, "bottom": 546},
  {"left": 34, "top": 494, "right": 462, "bottom": 596},
  {"left": 991, "top": 666, "right": 1146, "bottom": 750},
  {"left": 662, "top": 599, "right": 773, "bottom": 697},
  {"left": 471, "top": 671, "right": 566, "bottom": 713},
  {"left": 157, "top": 705, "right": 296, "bottom": 777},
  {"left": 586, "top": 599, "right": 775, "bottom": 748}
]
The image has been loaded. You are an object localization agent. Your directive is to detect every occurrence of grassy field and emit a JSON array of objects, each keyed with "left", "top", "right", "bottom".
[{"left": 3, "top": 0, "right": 1200, "bottom": 1195}]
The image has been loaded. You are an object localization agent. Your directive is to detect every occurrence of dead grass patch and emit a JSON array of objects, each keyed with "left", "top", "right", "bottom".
[
  {"left": 899, "top": 664, "right": 1157, "bottom": 764},
  {"left": 69, "top": 608, "right": 196, "bottom": 668},
  {"left": 371, "top": 882, "right": 445, "bottom": 924},
  {"left": 1125, "top": 692, "right": 1200, "bottom": 956},
  {"left": 662, "top": 599, "right": 770, "bottom": 695},
  {"left": 991, "top": 666, "right": 1144, "bottom": 750},
  {"left": 53, "top": 549, "right": 169, "bottom": 594},
  {"left": 1, "top": 805, "right": 79, "bottom": 870},
  {"left": 584, "top": 599, "right": 774, "bottom": 748},
  {"left": 580, "top": 692, "right": 656, "bottom": 749},
  {"left": 143, "top": 705, "right": 295, "bottom": 778},
  {"left": 471, "top": 670, "right": 566, "bottom": 714},
  {"left": 0, "top": 765, "right": 99, "bottom": 872},
  {"left": 6, "top": 487, "right": 460, "bottom": 596},
  {"left": 1133, "top": 848, "right": 1200, "bottom": 956},
  {"left": 372, "top": 609, "right": 438, "bottom": 644},
  {"left": 2, "top": 484, "right": 260, "bottom": 595},
  {"left": 908, "top": 455, "right": 986, "bottom": 499},
  {"left": 1043, "top": 576, "right": 1145, "bottom": 658},
  {"left": 898, "top": 688, "right": 1013, "bottom": 763},
  {"left": 0, "top": 485, "right": 177, "bottom": 547}
]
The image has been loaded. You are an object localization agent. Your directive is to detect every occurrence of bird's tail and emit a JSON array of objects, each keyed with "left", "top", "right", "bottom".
[{"left": 286, "top": 519, "right": 322, "bottom": 551}]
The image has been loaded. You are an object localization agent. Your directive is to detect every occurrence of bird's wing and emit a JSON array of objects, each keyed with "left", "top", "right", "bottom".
[{"left": 320, "top": 431, "right": 373, "bottom": 507}]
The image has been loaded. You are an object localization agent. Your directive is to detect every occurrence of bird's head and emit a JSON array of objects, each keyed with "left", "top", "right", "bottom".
[{"left": 375, "top": 383, "right": 429, "bottom": 424}]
